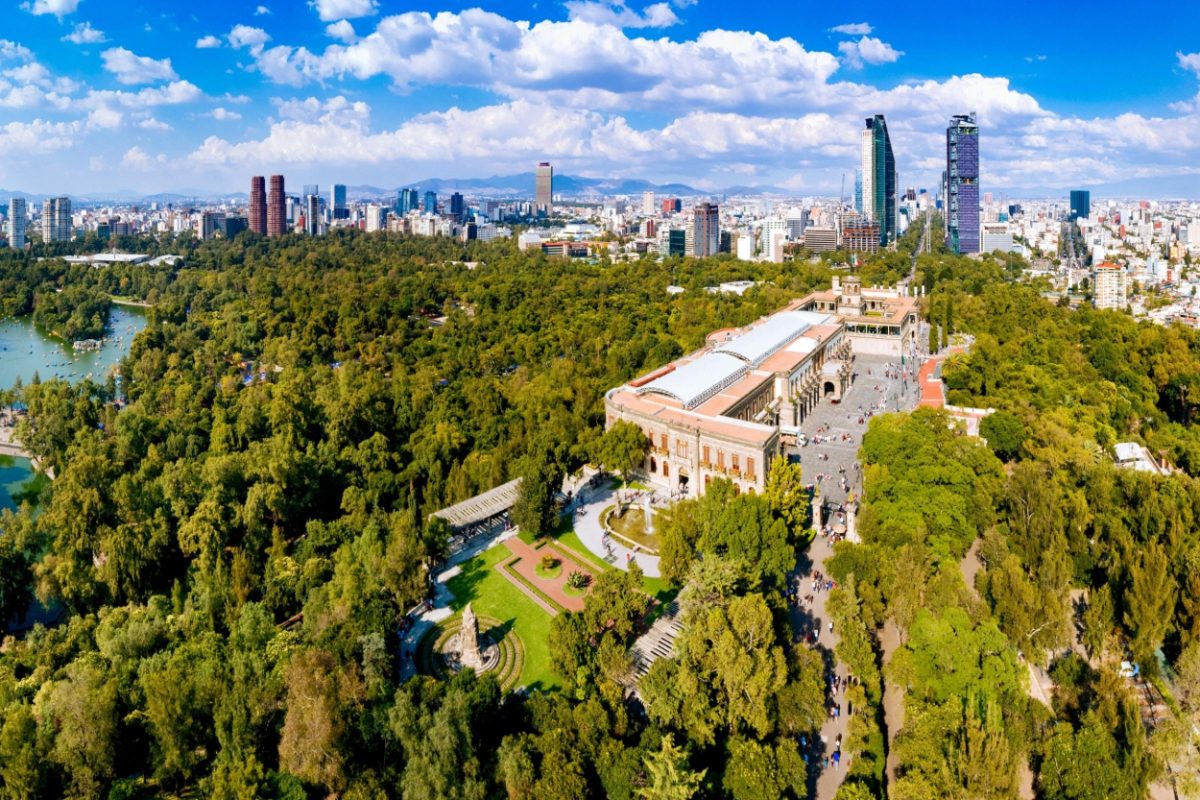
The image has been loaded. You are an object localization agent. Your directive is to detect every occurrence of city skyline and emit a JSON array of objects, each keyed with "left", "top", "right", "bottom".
[{"left": 1, "top": 1, "right": 1199, "bottom": 195}]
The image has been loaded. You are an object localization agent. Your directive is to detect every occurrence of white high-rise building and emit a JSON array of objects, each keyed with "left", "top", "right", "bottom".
[
  {"left": 860, "top": 128, "right": 875, "bottom": 221},
  {"left": 365, "top": 204, "right": 386, "bottom": 232},
  {"left": 767, "top": 229, "right": 788, "bottom": 263},
  {"left": 980, "top": 222, "right": 1013, "bottom": 254},
  {"left": 6, "top": 197, "right": 26, "bottom": 249},
  {"left": 1093, "top": 263, "right": 1127, "bottom": 311},
  {"left": 41, "top": 196, "right": 72, "bottom": 242},
  {"left": 642, "top": 191, "right": 655, "bottom": 215}
]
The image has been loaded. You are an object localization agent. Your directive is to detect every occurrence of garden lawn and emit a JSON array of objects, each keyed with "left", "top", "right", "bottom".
[{"left": 445, "top": 544, "right": 560, "bottom": 691}]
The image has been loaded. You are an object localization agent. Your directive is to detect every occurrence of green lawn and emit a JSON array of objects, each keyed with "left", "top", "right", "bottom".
[
  {"left": 445, "top": 544, "right": 560, "bottom": 691},
  {"left": 556, "top": 528, "right": 675, "bottom": 604}
]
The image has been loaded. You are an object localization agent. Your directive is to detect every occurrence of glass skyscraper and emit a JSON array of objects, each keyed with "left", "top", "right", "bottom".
[
  {"left": 1069, "top": 190, "right": 1090, "bottom": 221},
  {"left": 861, "top": 115, "right": 896, "bottom": 247},
  {"left": 945, "top": 113, "right": 980, "bottom": 254}
]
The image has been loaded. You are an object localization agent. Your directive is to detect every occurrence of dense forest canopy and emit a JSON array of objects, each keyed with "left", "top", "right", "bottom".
[{"left": 0, "top": 224, "right": 1198, "bottom": 799}]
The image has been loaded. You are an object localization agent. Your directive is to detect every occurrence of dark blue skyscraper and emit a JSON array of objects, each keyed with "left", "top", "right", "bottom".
[
  {"left": 423, "top": 191, "right": 437, "bottom": 213},
  {"left": 1069, "top": 190, "right": 1090, "bottom": 221},
  {"left": 861, "top": 115, "right": 896, "bottom": 246},
  {"left": 945, "top": 113, "right": 979, "bottom": 254}
]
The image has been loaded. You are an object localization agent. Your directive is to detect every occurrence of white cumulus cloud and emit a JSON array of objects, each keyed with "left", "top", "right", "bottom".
[
  {"left": 0, "top": 40, "right": 34, "bottom": 62},
  {"left": 122, "top": 145, "right": 167, "bottom": 170},
  {"left": 311, "top": 0, "right": 378, "bottom": 22},
  {"left": 196, "top": 35, "right": 222, "bottom": 49},
  {"left": 325, "top": 20, "right": 357, "bottom": 43},
  {"left": 21, "top": 0, "right": 80, "bottom": 19},
  {"left": 210, "top": 107, "right": 242, "bottom": 120},
  {"left": 1178, "top": 51, "right": 1200, "bottom": 78},
  {"left": 255, "top": 5, "right": 271, "bottom": 14},
  {"left": 101, "top": 47, "right": 178, "bottom": 85},
  {"left": 829, "top": 22, "right": 872, "bottom": 35},
  {"left": 837, "top": 36, "right": 903, "bottom": 69},
  {"left": 563, "top": 1, "right": 679, "bottom": 28},
  {"left": 62, "top": 22, "right": 107, "bottom": 45},
  {"left": 228, "top": 25, "right": 271, "bottom": 55}
]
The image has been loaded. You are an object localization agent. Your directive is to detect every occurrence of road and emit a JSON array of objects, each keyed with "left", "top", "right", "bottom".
[{"left": 790, "top": 353, "right": 923, "bottom": 799}]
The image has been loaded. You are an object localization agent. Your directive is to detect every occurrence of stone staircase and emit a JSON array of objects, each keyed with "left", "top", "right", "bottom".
[{"left": 627, "top": 601, "right": 683, "bottom": 683}]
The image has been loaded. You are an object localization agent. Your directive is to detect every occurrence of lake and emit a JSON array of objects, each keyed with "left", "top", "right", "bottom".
[
  {"left": 0, "top": 303, "right": 147, "bottom": 391},
  {"left": 0, "top": 303, "right": 145, "bottom": 512},
  {"left": 0, "top": 455, "right": 35, "bottom": 513}
]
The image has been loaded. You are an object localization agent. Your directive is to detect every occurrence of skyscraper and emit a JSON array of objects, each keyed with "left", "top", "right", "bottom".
[
  {"left": 1069, "top": 190, "right": 1090, "bottom": 221},
  {"left": 267, "top": 175, "right": 286, "bottom": 237},
  {"left": 423, "top": 191, "right": 437, "bottom": 214},
  {"left": 860, "top": 115, "right": 897, "bottom": 247},
  {"left": 448, "top": 192, "right": 465, "bottom": 221},
  {"left": 690, "top": 202, "right": 719, "bottom": 257},
  {"left": 6, "top": 197, "right": 26, "bottom": 249},
  {"left": 945, "top": 113, "right": 980, "bottom": 254},
  {"left": 249, "top": 176, "right": 267, "bottom": 235},
  {"left": 535, "top": 162, "right": 553, "bottom": 214},
  {"left": 853, "top": 170, "right": 863, "bottom": 215},
  {"left": 41, "top": 196, "right": 72, "bottom": 242},
  {"left": 331, "top": 184, "right": 348, "bottom": 220},
  {"left": 306, "top": 194, "right": 321, "bottom": 235}
]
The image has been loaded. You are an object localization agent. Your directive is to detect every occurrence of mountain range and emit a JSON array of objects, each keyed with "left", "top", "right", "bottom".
[{"left": 2, "top": 171, "right": 1198, "bottom": 206}]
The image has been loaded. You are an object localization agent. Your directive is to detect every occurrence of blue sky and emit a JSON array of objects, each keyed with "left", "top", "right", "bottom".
[{"left": 1, "top": 0, "right": 1199, "bottom": 195}]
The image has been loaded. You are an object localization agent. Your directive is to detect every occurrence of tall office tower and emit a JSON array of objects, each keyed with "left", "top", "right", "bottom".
[
  {"left": 7, "top": 197, "right": 26, "bottom": 249},
  {"left": 853, "top": 170, "right": 863, "bottom": 214},
  {"left": 423, "top": 191, "right": 437, "bottom": 213},
  {"left": 365, "top": 204, "right": 385, "bottom": 232},
  {"left": 399, "top": 188, "right": 419, "bottom": 214},
  {"left": 41, "top": 196, "right": 72, "bottom": 242},
  {"left": 535, "top": 162, "right": 553, "bottom": 214},
  {"left": 447, "top": 192, "right": 465, "bottom": 221},
  {"left": 860, "top": 114, "right": 897, "bottom": 247},
  {"left": 331, "top": 184, "right": 348, "bottom": 220},
  {"left": 1069, "top": 190, "right": 1091, "bottom": 221},
  {"left": 306, "top": 195, "right": 321, "bottom": 235},
  {"left": 642, "top": 191, "right": 655, "bottom": 215},
  {"left": 249, "top": 176, "right": 267, "bottom": 234},
  {"left": 691, "top": 202, "right": 720, "bottom": 257},
  {"left": 267, "top": 175, "right": 286, "bottom": 236},
  {"left": 945, "top": 112, "right": 980, "bottom": 254}
]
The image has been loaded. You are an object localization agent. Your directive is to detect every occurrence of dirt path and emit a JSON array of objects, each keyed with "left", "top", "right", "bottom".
[{"left": 878, "top": 620, "right": 904, "bottom": 790}]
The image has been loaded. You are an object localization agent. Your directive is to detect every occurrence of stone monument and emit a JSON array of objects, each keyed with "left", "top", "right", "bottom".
[
  {"left": 458, "top": 603, "right": 483, "bottom": 671},
  {"left": 812, "top": 491, "right": 823, "bottom": 532}
]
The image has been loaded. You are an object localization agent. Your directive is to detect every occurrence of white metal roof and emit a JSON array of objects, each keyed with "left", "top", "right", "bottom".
[
  {"left": 714, "top": 310, "right": 831, "bottom": 367},
  {"left": 633, "top": 352, "right": 747, "bottom": 409}
]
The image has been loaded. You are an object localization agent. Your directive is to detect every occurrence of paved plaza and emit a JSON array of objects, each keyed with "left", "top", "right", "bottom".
[{"left": 792, "top": 353, "right": 925, "bottom": 506}]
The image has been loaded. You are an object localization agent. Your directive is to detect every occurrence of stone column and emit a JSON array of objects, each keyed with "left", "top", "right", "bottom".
[
  {"left": 811, "top": 492, "right": 822, "bottom": 532},
  {"left": 847, "top": 501, "right": 859, "bottom": 543}
]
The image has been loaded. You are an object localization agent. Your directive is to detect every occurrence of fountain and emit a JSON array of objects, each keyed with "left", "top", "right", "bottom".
[{"left": 644, "top": 495, "right": 654, "bottom": 534}]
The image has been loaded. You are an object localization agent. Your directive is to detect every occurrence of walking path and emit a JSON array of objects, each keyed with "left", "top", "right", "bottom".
[
  {"left": 398, "top": 526, "right": 518, "bottom": 681},
  {"left": 572, "top": 483, "right": 662, "bottom": 578},
  {"left": 802, "top": 530, "right": 853, "bottom": 799},
  {"left": 793, "top": 354, "right": 923, "bottom": 799}
]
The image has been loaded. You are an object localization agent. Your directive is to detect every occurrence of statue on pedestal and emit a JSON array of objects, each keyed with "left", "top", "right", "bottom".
[{"left": 459, "top": 603, "right": 483, "bottom": 671}]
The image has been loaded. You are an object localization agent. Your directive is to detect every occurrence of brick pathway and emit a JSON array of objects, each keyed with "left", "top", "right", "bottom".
[{"left": 502, "top": 538, "right": 594, "bottom": 613}]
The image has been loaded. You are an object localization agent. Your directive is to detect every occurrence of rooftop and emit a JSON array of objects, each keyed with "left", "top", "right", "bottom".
[{"left": 634, "top": 352, "right": 747, "bottom": 409}]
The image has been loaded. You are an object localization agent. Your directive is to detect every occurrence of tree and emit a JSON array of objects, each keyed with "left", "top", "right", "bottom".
[
  {"left": 512, "top": 455, "right": 565, "bottom": 539},
  {"left": 722, "top": 737, "right": 806, "bottom": 800},
  {"left": 635, "top": 734, "right": 705, "bottom": 800},
  {"left": 928, "top": 321, "right": 939, "bottom": 355},
  {"left": 278, "top": 649, "right": 363, "bottom": 792},
  {"left": 1124, "top": 542, "right": 1175, "bottom": 673},
  {"left": 980, "top": 410, "right": 1026, "bottom": 462},
  {"left": 599, "top": 420, "right": 649, "bottom": 498},
  {"left": 763, "top": 455, "right": 807, "bottom": 534}
]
